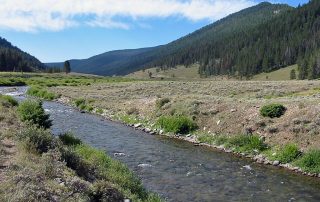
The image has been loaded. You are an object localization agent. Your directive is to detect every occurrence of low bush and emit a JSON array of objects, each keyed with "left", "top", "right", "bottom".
[
  {"left": 74, "top": 98, "right": 86, "bottom": 107},
  {"left": 260, "top": 103, "right": 286, "bottom": 118},
  {"left": 0, "top": 95, "right": 18, "bottom": 107},
  {"left": 17, "top": 99, "right": 52, "bottom": 129},
  {"left": 156, "top": 115, "right": 198, "bottom": 134},
  {"left": 227, "top": 135, "right": 267, "bottom": 153},
  {"left": 89, "top": 181, "right": 124, "bottom": 201},
  {"left": 59, "top": 133, "right": 82, "bottom": 146},
  {"left": 27, "top": 86, "right": 59, "bottom": 100},
  {"left": 276, "top": 144, "right": 301, "bottom": 163},
  {"left": 18, "top": 127, "right": 55, "bottom": 153},
  {"left": 156, "top": 98, "right": 170, "bottom": 109},
  {"left": 295, "top": 150, "right": 320, "bottom": 174}
]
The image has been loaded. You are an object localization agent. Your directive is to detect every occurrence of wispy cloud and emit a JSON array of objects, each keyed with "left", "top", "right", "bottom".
[{"left": 0, "top": 0, "right": 255, "bottom": 32}]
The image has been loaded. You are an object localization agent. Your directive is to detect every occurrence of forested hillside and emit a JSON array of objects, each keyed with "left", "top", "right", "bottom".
[
  {"left": 0, "top": 37, "right": 45, "bottom": 72},
  {"left": 49, "top": 1, "right": 320, "bottom": 78},
  {"left": 151, "top": 0, "right": 320, "bottom": 79}
]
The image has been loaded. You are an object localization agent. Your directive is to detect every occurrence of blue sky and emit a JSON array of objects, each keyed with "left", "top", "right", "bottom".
[{"left": 0, "top": 0, "right": 309, "bottom": 62}]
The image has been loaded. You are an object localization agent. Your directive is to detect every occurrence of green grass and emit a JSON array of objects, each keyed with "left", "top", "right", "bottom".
[
  {"left": 27, "top": 86, "right": 60, "bottom": 100},
  {"left": 156, "top": 115, "right": 198, "bottom": 134},
  {"left": 252, "top": 65, "right": 298, "bottom": 81},
  {"left": 227, "top": 135, "right": 267, "bottom": 153},
  {"left": 73, "top": 98, "right": 94, "bottom": 112},
  {"left": 73, "top": 144, "right": 162, "bottom": 201},
  {"left": 0, "top": 77, "right": 26, "bottom": 86},
  {"left": 0, "top": 95, "right": 18, "bottom": 107},
  {"left": 265, "top": 144, "right": 301, "bottom": 163},
  {"left": 295, "top": 150, "right": 320, "bottom": 174}
]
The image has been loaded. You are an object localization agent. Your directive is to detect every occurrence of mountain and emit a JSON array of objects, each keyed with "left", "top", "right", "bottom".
[
  {"left": 47, "top": 47, "right": 157, "bottom": 76},
  {"left": 0, "top": 37, "right": 45, "bottom": 72},
  {"left": 50, "top": 1, "right": 320, "bottom": 78},
  {"left": 48, "top": 2, "right": 293, "bottom": 76}
]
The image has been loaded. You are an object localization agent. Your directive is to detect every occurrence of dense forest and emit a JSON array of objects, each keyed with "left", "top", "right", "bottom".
[
  {"left": 149, "top": 0, "right": 320, "bottom": 79},
  {"left": 0, "top": 37, "right": 44, "bottom": 72}
]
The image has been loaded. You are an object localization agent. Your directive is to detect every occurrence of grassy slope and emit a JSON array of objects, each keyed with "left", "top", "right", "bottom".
[
  {"left": 128, "top": 64, "right": 298, "bottom": 81},
  {"left": 128, "top": 64, "right": 200, "bottom": 80},
  {"left": 252, "top": 65, "right": 298, "bottom": 81}
]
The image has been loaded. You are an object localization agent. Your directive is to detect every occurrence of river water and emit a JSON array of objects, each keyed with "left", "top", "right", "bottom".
[{"left": 1, "top": 86, "right": 320, "bottom": 201}]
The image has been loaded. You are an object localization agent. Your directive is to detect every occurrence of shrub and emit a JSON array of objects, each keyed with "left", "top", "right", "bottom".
[
  {"left": 295, "top": 150, "right": 320, "bottom": 173},
  {"left": 276, "top": 144, "right": 301, "bottom": 163},
  {"left": 260, "top": 103, "right": 286, "bottom": 118},
  {"left": 0, "top": 95, "right": 18, "bottom": 107},
  {"left": 17, "top": 99, "right": 52, "bottom": 129},
  {"left": 228, "top": 135, "right": 266, "bottom": 153},
  {"left": 156, "top": 115, "right": 198, "bottom": 134},
  {"left": 156, "top": 98, "right": 170, "bottom": 109},
  {"left": 89, "top": 181, "right": 124, "bottom": 201},
  {"left": 59, "top": 133, "right": 82, "bottom": 146},
  {"left": 18, "top": 127, "right": 55, "bottom": 153},
  {"left": 74, "top": 98, "right": 86, "bottom": 107}
]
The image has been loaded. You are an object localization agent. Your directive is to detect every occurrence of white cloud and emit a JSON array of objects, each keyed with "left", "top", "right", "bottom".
[{"left": 0, "top": 0, "right": 255, "bottom": 32}]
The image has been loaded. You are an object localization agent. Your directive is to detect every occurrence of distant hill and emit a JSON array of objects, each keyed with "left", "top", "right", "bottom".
[
  {"left": 50, "top": 1, "right": 320, "bottom": 78},
  {"left": 46, "top": 47, "right": 157, "bottom": 76},
  {"left": 0, "top": 37, "right": 45, "bottom": 72}
]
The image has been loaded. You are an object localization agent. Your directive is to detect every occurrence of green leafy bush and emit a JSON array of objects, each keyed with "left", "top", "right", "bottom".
[
  {"left": 156, "top": 115, "right": 198, "bottom": 134},
  {"left": 295, "top": 150, "right": 320, "bottom": 174},
  {"left": 228, "top": 135, "right": 266, "bottom": 153},
  {"left": 0, "top": 95, "right": 18, "bottom": 107},
  {"left": 260, "top": 103, "right": 286, "bottom": 118},
  {"left": 18, "top": 127, "right": 55, "bottom": 153},
  {"left": 276, "top": 144, "right": 301, "bottom": 163},
  {"left": 17, "top": 99, "right": 52, "bottom": 129},
  {"left": 156, "top": 98, "right": 170, "bottom": 109},
  {"left": 59, "top": 133, "right": 82, "bottom": 146}
]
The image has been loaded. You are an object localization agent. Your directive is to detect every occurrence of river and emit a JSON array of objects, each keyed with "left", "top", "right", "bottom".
[{"left": 2, "top": 86, "right": 320, "bottom": 201}]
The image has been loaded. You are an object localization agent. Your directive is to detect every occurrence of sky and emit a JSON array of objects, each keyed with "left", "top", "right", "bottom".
[{"left": 0, "top": 0, "right": 309, "bottom": 62}]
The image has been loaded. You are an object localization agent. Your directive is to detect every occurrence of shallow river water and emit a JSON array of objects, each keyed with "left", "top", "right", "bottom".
[{"left": 2, "top": 86, "right": 320, "bottom": 201}]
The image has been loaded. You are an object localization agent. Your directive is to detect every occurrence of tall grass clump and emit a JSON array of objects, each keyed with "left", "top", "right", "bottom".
[
  {"left": 27, "top": 86, "right": 59, "bottom": 100},
  {"left": 59, "top": 133, "right": 82, "bottom": 146},
  {"left": 227, "top": 135, "right": 266, "bottom": 153},
  {"left": 260, "top": 103, "right": 286, "bottom": 118},
  {"left": 156, "top": 98, "right": 170, "bottom": 109},
  {"left": 156, "top": 115, "right": 198, "bottom": 134},
  {"left": 276, "top": 144, "right": 301, "bottom": 163},
  {"left": 73, "top": 144, "right": 149, "bottom": 200},
  {"left": 0, "top": 95, "right": 18, "bottom": 107},
  {"left": 74, "top": 98, "right": 94, "bottom": 111},
  {"left": 295, "top": 150, "right": 320, "bottom": 174},
  {"left": 17, "top": 99, "right": 52, "bottom": 129}
]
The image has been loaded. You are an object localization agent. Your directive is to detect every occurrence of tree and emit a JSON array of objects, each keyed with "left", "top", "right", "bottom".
[
  {"left": 63, "top": 61, "right": 71, "bottom": 74},
  {"left": 290, "top": 69, "right": 296, "bottom": 80}
]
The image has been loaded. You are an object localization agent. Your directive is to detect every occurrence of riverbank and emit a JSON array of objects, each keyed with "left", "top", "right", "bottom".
[
  {"left": 0, "top": 93, "right": 162, "bottom": 201},
  {"left": 53, "top": 94, "right": 320, "bottom": 179},
  {"left": 42, "top": 79, "right": 320, "bottom": 179}
]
